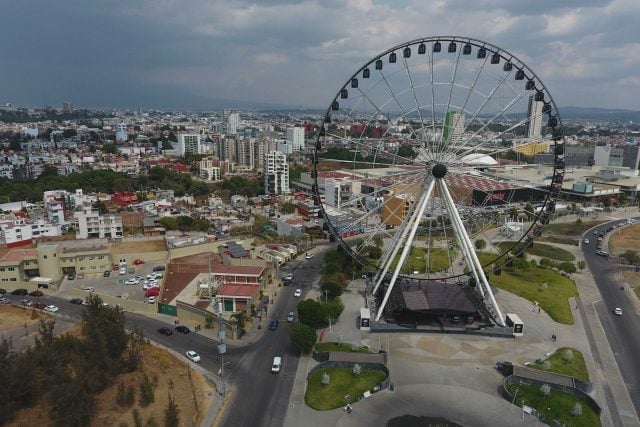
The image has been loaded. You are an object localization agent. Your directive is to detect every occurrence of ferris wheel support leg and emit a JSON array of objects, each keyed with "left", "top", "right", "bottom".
[
  {"left": 373, "top": 189, "right": 429, "bottom": 295},
  {"left": 435, "top": 180, "right": 484, "bottom": 298},
  {"left": 438, "top": 180, "right": 505, "bottom": 327},
  {"left": 375, "top": 178, "right": 436, "bottom": 322}
]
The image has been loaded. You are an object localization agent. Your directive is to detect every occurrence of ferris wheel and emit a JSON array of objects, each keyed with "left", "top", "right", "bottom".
[{"left": 312, "top": 36, "right": 565, "bottom": 326}]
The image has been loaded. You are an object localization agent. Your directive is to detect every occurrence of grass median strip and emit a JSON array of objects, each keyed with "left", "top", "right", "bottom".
[{"left": 530, "top": 347, "right": 590, "bottom": 382}]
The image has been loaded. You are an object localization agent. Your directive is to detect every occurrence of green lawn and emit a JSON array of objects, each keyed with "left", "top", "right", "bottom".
[
  {"left": 476, "top": 252, "right": 577, "bottom": 324},
  {"left": 506, "top": 383, "right": 600, "bottom": 427},
  {"left": 315, "top": 342, "right": 374, "bottom": 353},
  {"left": 497, "top": 242, "right": 576, "bottom": 261},
  {"left": 305, "top": 368, "right": 387, "bottom": 410},
  {"left": 390, "top": 246, "right": 455, "bottom": 274},
  {"left": 543, "top": 220, "right": 604, "bottom": 236},
  {"left": 530, "top": 347, "right": 590, "bottom": 382}
]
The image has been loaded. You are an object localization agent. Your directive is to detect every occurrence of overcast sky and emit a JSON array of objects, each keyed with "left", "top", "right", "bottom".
[{"left": 1, "top": 0, "right": 639, "bottom": 110}]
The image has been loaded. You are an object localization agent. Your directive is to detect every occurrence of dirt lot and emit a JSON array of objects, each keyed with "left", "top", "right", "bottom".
[
  {"left": 111, "top": 239, "right": 167, "bottom": 254},
  {"left": 3, "top": 307, "right": 216, "bottom": 427},
  {"left": 0, "top": 305, "right": 48, "bottom": 331},
  {"left": 608, "top": 223, "right": 640, "bottom": 254}
]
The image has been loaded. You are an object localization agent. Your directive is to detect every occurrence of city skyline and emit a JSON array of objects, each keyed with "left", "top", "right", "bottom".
[{"left": 1, "top": 1, "right": 639, "bottom": 110}]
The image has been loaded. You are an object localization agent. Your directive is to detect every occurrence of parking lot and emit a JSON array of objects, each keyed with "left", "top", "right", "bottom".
[{"left": 59, "top": 262, "right": 166, "bottom": 303}]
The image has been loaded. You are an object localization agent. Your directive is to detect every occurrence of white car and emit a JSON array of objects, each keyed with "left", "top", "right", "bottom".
[
  {"left": 583, "top": 239, "right": 589, "bottom": 244},
  {"left": 614, "top": 307, "right": 622, "bottom": 316},
  {"left": 287, "top": 312, "right": 295, "bottom": 322},
  {"left": 125, "top": 278, "right": 138, "bottom": 285},
  {"left": 284, "top": 273, "right": 294, "bottom": 281},
  {"left": 305, "top": 253, "right": 313, "bottom": 260},
  {"left": 84, "top": 287, "right": 95, "bottom": 292},
  {"left": 294, "top": 289, "right": 302, "bottom": 298},
  {"left": 44, "top": 305, "right": 59, "bottom": 313},
  {"left": 186, "top": 350, "right": 201, "bottom": 363},
  {"left": 147, "top": 296, "right": 156, "bottom": 304}
]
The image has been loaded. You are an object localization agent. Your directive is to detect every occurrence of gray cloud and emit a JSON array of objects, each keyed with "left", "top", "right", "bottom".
[{"left": 0, "top": 0, "right": 638, "bottom": 110}]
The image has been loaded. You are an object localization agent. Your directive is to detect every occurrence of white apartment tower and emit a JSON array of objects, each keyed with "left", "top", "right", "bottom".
[
  {"left": 116, "top": 122, "right": 128, "bottom": 142},
  {"left": 74, "top": 207, "right": 123, "bottom": 239},
  {"left": 177, "top": 134, "right": 202, "bottom": 155},
  {"left": 223, "top": 109, "right": 239, "bottom": 136},
  {"left": 526, "top": 96, "right": 544, "bottom": 140},
  {"left": 264, "top": 151, "right": 290, "bottom": 195},
  {"left": 286, "top": 127, "right": 305, "bottom": 151}
]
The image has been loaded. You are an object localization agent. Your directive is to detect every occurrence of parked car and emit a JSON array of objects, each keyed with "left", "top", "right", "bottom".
[
  {"left": 175, "top": 325, "right": 190, "bottom": 334},
  {"left": 294, "top": 289, "right": 302, "bottom": 298},
  {"left": 67, "top": 274, "right": 75, "bottom": 280},
  {"left": 12, "top": 288, "right": 28, "bottom": 296},
  {"left": 185, "top": 350, "right": 201, "bottom": 363},
  {"left": 103, "top": 270, "right": 111, "bottom": 277},
  {"left": 33, "top": 302, "right": 47, "bottom": 310},
  {"left": 70, "top": 298, "right": 84, "bottom": 305},
  {"left": 21, "top": 299, "right": 33, "bottom": 306},
  {"left": 284, "top": 273, "right": 294, "bottom": 281},
  {"left": 305, "top": 253, "right": 313, "bottom": 260},
  {"left": 119, "top": 266, "right": 127, "bottom": 275},
  {"left": 147, "top": 296, "right": 156, "bottom": 304},
  {"left": 125, "top": 278, "right": 138, "bottom": 285},
  {"left": 0, "top": 297, "right": 10, "bottom": 304},
  {"left": 84, "top": 287, "right": 95, "bottom": 292},
  {"left": 596, "top": 251, "right": 609, "bottom": 257},
  {"left": 268, "top": 320, "right": 279, "bottom": 330},
  {"left": 0, "top": 288, "right": 6, "bottom": 295},
  {"left": 44, "top": 305, "right": 59, "bottom": 313},
  {"left": 287, "top": 312, "right": 295, "bottom": 322},
  {"left": 158, "top": 327, "right": 173, "bottom": 336},
  {"left": 152, "top": 265, "right": 166, "bottom": 272},
  {"left": 29, "top": 290, "right": 43, "bottom": 297},
  {"left": 133, "top": 259, "right": 145, "bottom": 265},
  {"left": 113, "top": 264, "right": 120, "bottom": 271},
  {"left": 145, "top": 287, "right": 160, "bottom": 297}
]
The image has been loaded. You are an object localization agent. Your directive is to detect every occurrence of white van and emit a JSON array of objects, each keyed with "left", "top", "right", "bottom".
[
  {"left": 271, "top": 356, "right": 282, "bottom": 374},
  {"left": 119, "top": 266, "right": 127, "bottom": 275}
]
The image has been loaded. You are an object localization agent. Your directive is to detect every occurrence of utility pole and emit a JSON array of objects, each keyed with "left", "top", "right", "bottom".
[{"left": 217, "top": 300, "right": 227, "bottom": 399}]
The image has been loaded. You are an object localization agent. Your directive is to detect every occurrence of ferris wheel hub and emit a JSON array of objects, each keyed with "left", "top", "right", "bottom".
[{"left": 432, "top": 163, "right": 448, "bottom": 179}]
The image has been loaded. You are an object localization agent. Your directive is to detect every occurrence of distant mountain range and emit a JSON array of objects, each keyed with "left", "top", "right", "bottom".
[{"left": 557, "top": 106, "right": 640, "bottom": 122}]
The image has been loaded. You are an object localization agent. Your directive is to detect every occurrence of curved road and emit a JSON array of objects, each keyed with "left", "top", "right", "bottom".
[{"left": 582, "top": 218, "right": 640, "bottom": 414}]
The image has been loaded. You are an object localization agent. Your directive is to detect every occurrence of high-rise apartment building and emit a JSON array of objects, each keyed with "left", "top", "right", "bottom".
[
  {"left": 443, "top": 111, "right": 464, "bottom": 144},
  {"left": 62, "top": 102, "right": 73, "bottom": 113},
  {"left": 217, "top": 138, "right": 236, "bottom": 162},
  {"left": 264, "top": 151, "right": 290, "bottom": 195},
  {"left": 253, "top": 140, "right": 267, "bottom": 172},
  {"left": 116, "top": 122, "right": 128, "bottom": 142},
  {"left": 223, "top": 109, "right": 239, "bottom": 135},
  {"left": 526, "top": 96, "right": 544, "bottom": 139},
  {"left": 236, "top": 138, "right": 255, "bottom": 168},
  {"left": 177, "top": 134, "right": 201, "bottom": 155},
  {"left": 74, "top": 207, "right": 123, "bottom": 239},
  {"left": 286, "top": 127, "right": 305, "bottom": 151}
]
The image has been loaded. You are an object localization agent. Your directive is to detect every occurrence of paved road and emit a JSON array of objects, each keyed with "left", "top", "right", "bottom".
[
  {"left": 582, "top": 218, "right": 640, "bottom": 414},
  {"left": 221, "top": 249, "right": 327, "bottom": 427}
]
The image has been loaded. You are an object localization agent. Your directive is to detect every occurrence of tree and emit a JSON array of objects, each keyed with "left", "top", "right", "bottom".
[
  {"left": 279, "top": 202, "right": 296, "bottom": 214},
  {"left": 474, "top": 239, "right": 486, "bottom": 250},
  {"left": 601, "top": 196, "right": 612, "bottom": 210},
  {"left": 9, "top": 140, "right": 22, "bottom": 151},
  {"left": 62, "top": 128, "right": 77, "bottom": 139},
  {"left": 540, "top": 383, "right": 551, "bottom": 398},
  {"left": 163, "top": 393, "right": 180, "bottom": 427},
  {"left": 297, "top": 300, "right": 327, "bottom": 328},
  {"left": 352, "top": 363, "right": 361, "bottom": 376},
  {"left": 139, "top": 372, "right": 156, "bottom": 406},
  {"left": 93, "top": 199, "right": 108, "bottom": 215},
  {"left": 102, "top": 143, "right": 119, "bottom": 154},
  {"left": 320, "top": 280, "right": 343, "bottom": 300},
  {"left": 571, "top": 402, "right": 583, "bottom": 417},
  {"left": 563, "top": 349, "right": 574, "bottom": 362},
  {"left": 621, "top": 250, "right": 640, "bottom": 264},
  {"left": 230, "top": 310, "right": 250, "bottom": 336},
  {"left": 559, "top": 262, "right": 577, "bottom": 275},
  {"left": 373, "top": 234, "right": 383, "bottom": 248},
  {"left": 290, "top": 324, "right": 317, "bottom": 354},
  {"left": 321, "top": 372, "right": 330, "bottom": 387},
  {"left": 577, "top": 260, "right": 586, "bottom": 271},
  {"left": 365, "top": 245, "right": 382, "bottom": 259}
]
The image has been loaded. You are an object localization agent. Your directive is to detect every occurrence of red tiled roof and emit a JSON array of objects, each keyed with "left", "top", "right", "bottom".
[
  {"left": 217, "top": 283, "right": 260, "bottom": 298},
  {"left": 2, "top": 249, "right": 38, "bottom": 263}
]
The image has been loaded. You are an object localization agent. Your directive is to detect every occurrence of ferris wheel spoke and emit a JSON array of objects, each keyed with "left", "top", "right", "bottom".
[
  {"left": 401, "top": 56, "right": 429, "bottom": 150},
  {"left": 444, "top": 70, "right": 516, "bottom": 159},
  {"left": 435, "top": 44, "right": 464, "bottom": 161}
]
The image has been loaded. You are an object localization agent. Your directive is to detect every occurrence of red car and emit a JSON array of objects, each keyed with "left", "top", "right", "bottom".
[
  {"left": 144, "top": 287, "right": 160, "bottom": 297},
  {"left": 33, "top": 302, "right": 47, "bottom": 310},
  {"left": 133, "top": 259, "right": 145, "bottom": 265},
  {"left": 113, "top": 264, "right": 120, "bottom": 271}
]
